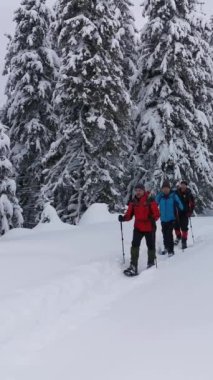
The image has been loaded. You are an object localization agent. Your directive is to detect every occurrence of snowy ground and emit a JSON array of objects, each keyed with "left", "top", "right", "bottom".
[{"left": 0, "top": 204, "right": 212, "bottom": 380}]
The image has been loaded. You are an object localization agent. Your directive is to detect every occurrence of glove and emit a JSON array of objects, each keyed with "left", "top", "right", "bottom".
[{"left": 118, "top": 215, "right": 124, "bottom": 222}]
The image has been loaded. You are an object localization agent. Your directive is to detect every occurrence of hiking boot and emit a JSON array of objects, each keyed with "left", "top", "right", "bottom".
[
  {"left": 147, "top": 249, "right": 156, "bottom": 266},
  {"left": 182, "top": 238, "right": 187, "bottom": 249},
  {"left": 147, "top": 262, "right": 155, "bottom": 269},
  {"left": 168, "top": 251, "right": 175, "bottom": 257},
  {"left": 123, "top": 264, "right": 138, "bottom": 277},
  {"left": 174, "top": 237, "right": 181, "bottom": 246},
  {"left": 160, "top": 248, "right": 168, "bottom": 255}
]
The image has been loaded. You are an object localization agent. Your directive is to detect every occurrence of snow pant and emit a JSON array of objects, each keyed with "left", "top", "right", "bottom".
[
  {"left": 161, "top": 221, "right": 174, "bottom": 254},
  {"left": 174, "top": 213, "right": 189, "bottom": 240},
  {"left": 131, "top": 228, "right": 156, "bottom": 268}
]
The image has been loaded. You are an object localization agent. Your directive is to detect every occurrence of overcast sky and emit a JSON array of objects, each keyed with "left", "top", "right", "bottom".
[{"left": 0, "top": 0, "right": 212, "bottom": 107}]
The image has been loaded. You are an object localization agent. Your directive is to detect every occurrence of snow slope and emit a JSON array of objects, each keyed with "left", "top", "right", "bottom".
[{"left": 0, "top": 205, "right": 212, "bottom": 379}]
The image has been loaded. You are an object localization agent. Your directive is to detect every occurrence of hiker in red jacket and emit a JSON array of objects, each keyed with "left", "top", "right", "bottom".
[{"left": 118, "top": 183, "right": 160, "bottom": 276}]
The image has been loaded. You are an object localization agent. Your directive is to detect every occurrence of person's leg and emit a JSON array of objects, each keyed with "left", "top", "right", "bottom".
[
  {"left": 161, "top": 222, "right": 167, "bottom": 251},
  {"left": 174, "top": 216, "right": 181, "bottom": 244},
  {"left": 152, "top": 222, "right": 157, "bottom": 251},
  {"left": 145, "top": 232, "right": 156, "bottom": 267},
  {"left": 123, "top": 229, "right": 143, "bottom": 275},
  {"left": 174, "top": 214, "right": 181, "bottom": 239},
  {"left": 167, "top": 221, "right": 175, "bottom": 254},
  {"left": 180, "top": 215, "right": 189, "bottom": 248},
  {"left": 151, "top": 223, "right": 157, "bottom": 259},
  {"left": 130, "top": 229, "right": 143, "bottom": 269}
]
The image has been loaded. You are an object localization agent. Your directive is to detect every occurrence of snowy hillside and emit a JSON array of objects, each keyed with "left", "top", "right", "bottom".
[{"left": 0, "top": 204, "right": 212, "bottom": 379}]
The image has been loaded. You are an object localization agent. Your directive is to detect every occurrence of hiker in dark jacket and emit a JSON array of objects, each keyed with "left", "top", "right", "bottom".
[
  {"left": 118, "top": 183, "right": 160, "bottom": 276},
  {"left": 156, "top": 180, "right": 183, "bottom": 256},
  {"left": 174, "top": 180, "right": 195, "bottom": 249}
]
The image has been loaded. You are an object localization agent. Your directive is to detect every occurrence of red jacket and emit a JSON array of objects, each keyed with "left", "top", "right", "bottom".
[{"left": 124, "top": 193, "right": 160, "bottom": 232}]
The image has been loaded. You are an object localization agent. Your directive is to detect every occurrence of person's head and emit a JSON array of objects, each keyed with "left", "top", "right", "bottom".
[
  {"left": 134, "top": 183, "right": 145, "bottom": 198},
  {"left": 180, "top": 180, "right": 187, "bottom": 192},
  {"left": 161, "top": 180, "right": 171, "bottom": 195}
]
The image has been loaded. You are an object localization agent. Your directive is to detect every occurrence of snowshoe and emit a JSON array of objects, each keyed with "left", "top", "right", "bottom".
[
  {"left": 174, "top": 237, "right": 181, "bottom": 246},
  {"left": 123, "top": 264, "right": 138, "bottom": 277}
]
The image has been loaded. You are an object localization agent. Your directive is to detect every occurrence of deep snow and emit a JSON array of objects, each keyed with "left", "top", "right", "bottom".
[{"left": 0, "top": 204, "right": 212, "bottom": 379}]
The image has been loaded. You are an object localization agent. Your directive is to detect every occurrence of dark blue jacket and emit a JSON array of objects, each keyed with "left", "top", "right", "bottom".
[{"left": 156, "top": 191, "right": 183, "bottom": 222}]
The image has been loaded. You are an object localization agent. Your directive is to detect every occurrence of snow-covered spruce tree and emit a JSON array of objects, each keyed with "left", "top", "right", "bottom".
[
  {"left": 109, "top": 0, "right": 138, "bottom": 203},
  {"left": 0, "top": 123, "right": 23, "bottom": 235},
  {"left": 114, "top": 0, "right": 138, "bottom": 91},
  {"left": 3, "top": 0, "right": 59, "bottom": 226},
  {"left": 42, "top": 0, "right": 131, "bottom": 223},
  {"left": 132, "top": 0, "right": 213, "bottom": 209},
  {"left": 210, "top": 15, "right": 213, "bottom": 47}
]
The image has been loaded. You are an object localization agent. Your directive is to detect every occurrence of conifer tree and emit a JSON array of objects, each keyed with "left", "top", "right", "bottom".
[
  {"left": 114, "top": 0, "right": 138, "bottom": 91},
  {"left": 133, "top": 0, "right": 213, "bottom": 209},
  {"left": 3, "top": 0, "right": 59, "bottom": 226},
  {"left": 43, "top": 0, "right": 131, "bottom": 223},
  {"left": 0, "top": 123, "right": 23, "bottom": 234}
]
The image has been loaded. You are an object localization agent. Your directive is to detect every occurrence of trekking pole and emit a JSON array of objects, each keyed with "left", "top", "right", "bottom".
[
  {"left": 189, "top": 217, "right": 195, "bottom": 245},
  {"left": 153, "top": 227, "right": 158, "bottom": 269},
  {"left": 120, "top": 221, "right": 125, "bottom": 264}
]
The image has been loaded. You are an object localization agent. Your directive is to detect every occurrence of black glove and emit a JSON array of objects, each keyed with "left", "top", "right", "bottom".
[{"left": 118, "top": 215, "right": 124, "bottom": 222}]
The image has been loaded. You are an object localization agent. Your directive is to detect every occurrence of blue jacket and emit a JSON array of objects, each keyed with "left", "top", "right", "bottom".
[{"left": 156, "top": 191, "right": 183, "bottom": 222}]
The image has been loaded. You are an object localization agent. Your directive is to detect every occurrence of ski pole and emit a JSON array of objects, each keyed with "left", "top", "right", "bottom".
[
  {"left": 189, "top": 217, "right": 195, "bottom": 245},
  {"left": 153, "top": 228, "right": 158, "bottom": 268},
  {"left": 120, "top": 221, "right": 125, "bottom": 264}
]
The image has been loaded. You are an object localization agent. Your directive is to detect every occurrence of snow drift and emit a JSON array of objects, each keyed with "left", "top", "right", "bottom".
[{"left": 0, "top": 206, "right": 212, "bottom": 380}]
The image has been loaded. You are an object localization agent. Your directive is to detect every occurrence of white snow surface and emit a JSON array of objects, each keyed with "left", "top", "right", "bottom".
[{"left": 0, "top": 203, "right": 212, "bottom": 379}]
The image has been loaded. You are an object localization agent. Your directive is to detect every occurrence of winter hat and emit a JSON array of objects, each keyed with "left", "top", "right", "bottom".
[
  {"left": 135, "top": 183, "right": 145, "bottom": 190},
  {"left": 161, "top": 180, "right": 171, "bottom": 189},
  {"left": 180, "top": 180, "right": 188, "bottom": 186}
]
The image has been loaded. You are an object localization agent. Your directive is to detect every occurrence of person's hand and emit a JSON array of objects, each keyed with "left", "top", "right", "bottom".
[{"left": 118, "top": 215, "right": 124, "bottom": 222}]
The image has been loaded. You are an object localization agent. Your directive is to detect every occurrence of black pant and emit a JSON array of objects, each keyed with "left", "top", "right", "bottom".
[
  {"left": 161, "top": 221, "right": 174, "bottom": 253},
  {"left": 132, "top": 228, "right": 155, "bottom": 250},
  {"left": 174, "top": 213, "right": 189, "bottom": 233},
  {"left": 131, "top": 228, "right": 156, "bottom": 267}
]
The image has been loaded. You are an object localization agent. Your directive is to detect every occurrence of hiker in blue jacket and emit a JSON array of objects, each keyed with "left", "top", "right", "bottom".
[{"left": 156, "top": 180, "right": 183, "bottom": 256}]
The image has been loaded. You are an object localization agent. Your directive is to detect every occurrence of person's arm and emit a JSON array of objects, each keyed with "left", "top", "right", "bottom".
[
  {"left": 188, "top": 193, "right": 195, "bottom": 216},
  {"left": 150, "top": 200, "right": 160, "bottom": 221},
  {"left": 118, "top": 202, "right": 134, "bottom": 222},
  {"left": 155, "top": 193, "right": 162, "bottom": 205},
  {"left": 174, "top": 193, "right": 184, "bottom": 211},
  {"left": 123, "top": 202, "right": 134, "bottom": 221}
]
